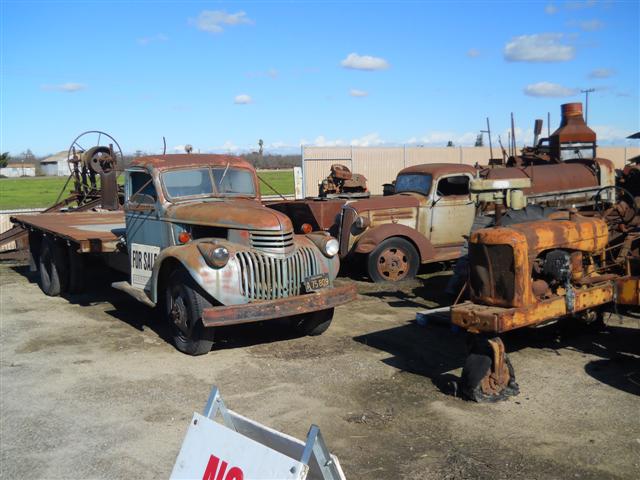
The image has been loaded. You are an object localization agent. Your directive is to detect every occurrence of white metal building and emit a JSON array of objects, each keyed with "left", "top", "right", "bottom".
[{"left": 39, "top": 151, "right": 69, "bottom": 176}]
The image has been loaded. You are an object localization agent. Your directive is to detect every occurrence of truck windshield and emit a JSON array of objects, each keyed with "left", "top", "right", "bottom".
[
  {"left": 162, "top": 167, "right": 256, "bottom": 200},
  {"left": 395, "top": 174, "right": 433, "bottom": 196}
]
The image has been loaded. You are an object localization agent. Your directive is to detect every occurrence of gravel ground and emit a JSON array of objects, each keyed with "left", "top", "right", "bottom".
[{"left": 1, "top": 263, "right": 639, "bottom": 479}]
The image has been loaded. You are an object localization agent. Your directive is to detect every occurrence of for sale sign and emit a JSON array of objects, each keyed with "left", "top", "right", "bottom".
[
  {"left": 170, "top": 413, "right": 308, "bottom": 480},
  {"left": 130, "top": 243, "right": 160, "bottom": 290}
]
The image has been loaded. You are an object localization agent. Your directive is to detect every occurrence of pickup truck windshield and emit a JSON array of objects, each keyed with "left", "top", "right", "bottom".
[
  {"left": 395, "top": 173, "right": 433, "bottom": 196},
  {"left": 162, "top": 167, "right": 256, "bottom": 199}
]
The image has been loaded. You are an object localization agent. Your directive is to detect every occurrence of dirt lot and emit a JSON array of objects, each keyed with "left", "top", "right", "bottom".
[{"left": 1, "top": 263, "right": 639, "bottom": 479}]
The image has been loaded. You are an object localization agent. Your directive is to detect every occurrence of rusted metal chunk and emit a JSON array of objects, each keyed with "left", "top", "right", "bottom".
[
  {"left": 202, "top": 284, "right": 357, "bottom": 327},
  {"left": 615, "top": 276, "right": 640, "bottom": 305}
]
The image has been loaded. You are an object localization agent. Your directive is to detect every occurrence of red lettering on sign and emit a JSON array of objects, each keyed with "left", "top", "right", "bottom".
[
  {"left": 202, "top": 455, "right": 244, "bottom": 480},
  {"left": 202, "top": 455, "right": 220, "bottom": 480},
  {"left": 226, "top": 467, "right": 244, "bottom": 480}
]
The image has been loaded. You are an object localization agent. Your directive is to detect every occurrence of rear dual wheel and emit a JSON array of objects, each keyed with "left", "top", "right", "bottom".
[{"left": 37, "top": 237, "right": 85, "bottom": 296}]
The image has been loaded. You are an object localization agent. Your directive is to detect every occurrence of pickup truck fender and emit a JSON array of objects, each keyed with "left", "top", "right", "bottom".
[
  {"left": 354, "top": 224, "right": 436, "bottom": 262},
  {"left": 148, "top": 243, "right": 244, "bottom": 306}
]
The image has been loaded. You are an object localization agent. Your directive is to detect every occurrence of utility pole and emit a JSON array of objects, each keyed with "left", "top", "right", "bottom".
[{"left": 581, "top": 88, "right": 595, "bottom": 124}]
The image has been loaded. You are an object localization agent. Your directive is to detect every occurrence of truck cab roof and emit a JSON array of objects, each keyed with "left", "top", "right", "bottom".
[
  {"left": 130, "top": 154, "right": 253, "bottom": 172},
  {"left": 397, "top": 163, "right": 478, "bottom": 177}
]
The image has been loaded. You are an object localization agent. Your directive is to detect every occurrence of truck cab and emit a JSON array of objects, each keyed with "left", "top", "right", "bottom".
[
  {"left": 119, "top": 154, "right": 356, "bottom": 354},
  {"left": 339, "top": 163, "right": 477, "bottom": 282}
]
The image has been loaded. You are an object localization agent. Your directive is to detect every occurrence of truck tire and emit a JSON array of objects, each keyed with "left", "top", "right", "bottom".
[
  {"left": 38, "top": 238, "right": 64, "bottom": 296},
  {"left": 164, "top": 268, "right": 214, "bottom": 356},
  {"left": 367, "top": 237, "right": 419, "bottom": 283},
  {"left": 292, "top": 308, "right": 334, "bottom": 336},
  {"left": 67, "top": 244, "right": 85, "bottom": 294}
]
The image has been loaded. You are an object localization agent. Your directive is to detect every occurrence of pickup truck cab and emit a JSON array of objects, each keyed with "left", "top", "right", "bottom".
[
  {"left": 339, "top": 163, "right": 478, "bottom": 282},
  {"left": 14, "top": 154, "right": 356, "bottom": 355}
]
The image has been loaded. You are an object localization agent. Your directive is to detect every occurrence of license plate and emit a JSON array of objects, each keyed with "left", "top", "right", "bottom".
[{"left": 304, "top": 273, "right": 330, "bottom": 292}]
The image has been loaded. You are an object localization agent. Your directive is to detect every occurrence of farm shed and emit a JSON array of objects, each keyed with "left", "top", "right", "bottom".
[
  {"left": 0, "top": 164, "right": 36, "bottom": 177},
  {"left": 39, "top": 151, "right": 69, "bottom": 176}
]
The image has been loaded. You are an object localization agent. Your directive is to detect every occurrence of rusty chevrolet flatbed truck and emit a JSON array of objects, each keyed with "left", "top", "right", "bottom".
[{"left": 12, "top": 154, "right": 356, "bottom": 355}]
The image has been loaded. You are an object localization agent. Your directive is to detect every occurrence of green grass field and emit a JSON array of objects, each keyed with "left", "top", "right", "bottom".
[{"left": 0, "top": 170, "right": 294, "bottom": 210}]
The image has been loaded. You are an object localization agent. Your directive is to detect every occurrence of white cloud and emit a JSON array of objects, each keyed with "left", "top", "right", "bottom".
[
  {"left": 566, "top": 0, "right": 597, "bottom": 10},
  {"left": 340, "top": 53, "right": 389, "bottom": 71},
  {"left": 589, "top": 68, "right": 615, "bottom": 79},
  {"left": 580, "top": 19, "right": 604, "bottom": 31},
  {"left": 193, "top": 10, "right": 253, "bottom": 34},
  {"left": 350, "top": 133, "right": 384, "bottom": 147},
  {"left": 406, "top": 131, "right": 478, "bottom": 146},
  {"left": 545, "top": 3, "right": 558, "bottom": 14},
  {"left": 466, "top": 48, "right": 481, "bottom": 58},
  {"left": 524, "top": 82, "right": 579, "bottom": 97},
  {"left": 41, "top": 83, "right": 86, "bottom": 92},
  {"left": 137, "top": 33, "right": 168, "bottom": 45},
  {"left": 247, "top": 68, "right": 278, "bottom": 79},
  {"left": 234, "top": 94, "right": 253, "bottom": 104},
  {"left": 221, "top": 141, "right": 240, "bottom": 152},
  {"left": 349, "top": 89, "right": 368, "bottom": 97},
  {"left": 309, "top": 136, "right": 347, "bottom": 147},
  {"left": 504, "top": 33, "right": 575, "bottom": 62},
  {"left": 592, "top": 125, "right": 633, "bottom": 143}
]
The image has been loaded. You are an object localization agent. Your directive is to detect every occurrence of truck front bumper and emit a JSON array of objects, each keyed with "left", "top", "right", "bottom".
[
  {"left": 451, "top": 282, "right": 615, "bottom": 334},
  {"left": 201, "top": 284, "right": 358, "bottom": 328}
]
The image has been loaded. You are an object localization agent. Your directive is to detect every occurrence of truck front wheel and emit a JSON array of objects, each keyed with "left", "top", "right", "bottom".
[
  {"left": 164, "top": 268, "right": 214, "bottom": 356},
  {"left": 291, "top": 308, "right": 334, "bottom": 336},
  {"left": 367, "top": 237, "right": 419, "bottom": 282}
]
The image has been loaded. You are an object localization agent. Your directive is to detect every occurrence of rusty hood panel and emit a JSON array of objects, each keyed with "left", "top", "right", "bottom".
[
  {"left": 348, "top": 194, "right": 420, "bottom": 213},
  {"left": 165, "top": 199, "right": 293, "bottom": 231},
  {"left": 471, "top": 215, "right": 609, "bottom": 253}
]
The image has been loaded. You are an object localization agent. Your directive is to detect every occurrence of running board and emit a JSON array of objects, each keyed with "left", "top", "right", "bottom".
[{"left": 111, "top": 281, "right": 156, "bottom": 308}]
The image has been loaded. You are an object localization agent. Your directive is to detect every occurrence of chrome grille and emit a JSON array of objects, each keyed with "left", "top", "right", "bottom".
[
  {"left": 250, "top": 230, "right": 294, "bottom": 254},
  {"left": 236, "top": 247, "right": 320, "bottom": 300}
]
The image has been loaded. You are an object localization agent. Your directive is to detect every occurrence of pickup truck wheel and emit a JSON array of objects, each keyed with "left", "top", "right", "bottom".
[
  {"left": 292, "top": 308, "right": 334, "bottom": 336},
  {"left": 367, "top": 237, "right": 419, "bottom": 282},
  {"left": 165, "top": 268, "right": 214, "bottom": 356},
  {"left": 38, "top": 238, "right": 64, "bottom": 296}
]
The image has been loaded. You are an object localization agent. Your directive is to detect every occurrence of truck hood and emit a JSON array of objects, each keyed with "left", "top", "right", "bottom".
[
  {"left": 165, "top": 199, "right": 293, "bottom": 232},
  {"left": 348, "top": 194, "right": 420, "bottom": 214}
]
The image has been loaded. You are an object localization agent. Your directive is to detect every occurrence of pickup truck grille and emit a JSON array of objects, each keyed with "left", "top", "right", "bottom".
[
  {"left": 250, "top": 230, "right": 294, "bottom": 254},
  {"left": 236, "top": 247, "right": 320, "bottom": 300}
]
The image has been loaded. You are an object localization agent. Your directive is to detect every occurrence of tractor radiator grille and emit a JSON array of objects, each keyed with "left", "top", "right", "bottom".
[
  {"left": 469, "top": 243, "right": 516, "bottom": 305},
  {"left": 236, "top": 247, "right": 320, "bottom": 300}
]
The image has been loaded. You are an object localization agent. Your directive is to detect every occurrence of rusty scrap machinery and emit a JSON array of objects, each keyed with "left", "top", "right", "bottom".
[
  {"left": 0, "top": 131, "right": 124, "bottom": 259},
  {"left": 451, "top": 178, "right": 640, "bottom": 402}
]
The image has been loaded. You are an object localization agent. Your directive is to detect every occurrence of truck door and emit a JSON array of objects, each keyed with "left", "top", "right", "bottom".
[
  {"left": 124, "top": 170, "right": 167, "bottom": 290},
  {"left": 428, "top": 174, "right": 475, "bottom": 246}
]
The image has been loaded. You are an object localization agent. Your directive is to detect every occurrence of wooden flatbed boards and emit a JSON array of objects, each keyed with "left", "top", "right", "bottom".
[{"left": 11, "top": 211, "right": 126, "bottom": 253}]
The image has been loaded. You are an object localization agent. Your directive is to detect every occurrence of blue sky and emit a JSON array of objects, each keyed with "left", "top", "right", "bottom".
[{"left": 1, "top": 0, "right": 638, "bottom": 156}]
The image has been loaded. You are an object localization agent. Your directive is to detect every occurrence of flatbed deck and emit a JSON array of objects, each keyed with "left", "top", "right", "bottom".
[{"left": 11, "top": 211, "right": 125, "bottom": 253}]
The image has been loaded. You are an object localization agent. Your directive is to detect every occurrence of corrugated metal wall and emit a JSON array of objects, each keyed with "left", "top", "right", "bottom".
[{"left": 302, "top": 146, "right": 640, "bottom": 196}]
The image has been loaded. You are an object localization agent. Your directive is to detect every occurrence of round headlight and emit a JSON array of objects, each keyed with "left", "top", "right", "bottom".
[
  {"left": 198, "top": 243, "right": 229, "bottom": 268},
  {"left": 324, "top": 238, "right": 340, "bottom": 257},
  {"left": 355, "top": 215, "right": 370, "bottom": 229}
]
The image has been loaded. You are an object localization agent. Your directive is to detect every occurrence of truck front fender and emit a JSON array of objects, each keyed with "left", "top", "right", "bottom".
[
  {"left": 354, "top": 224, "right": 436, "bottom": 262},
  {"left": 149, "top": 243, "right": 244, "bottom": 306}
]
